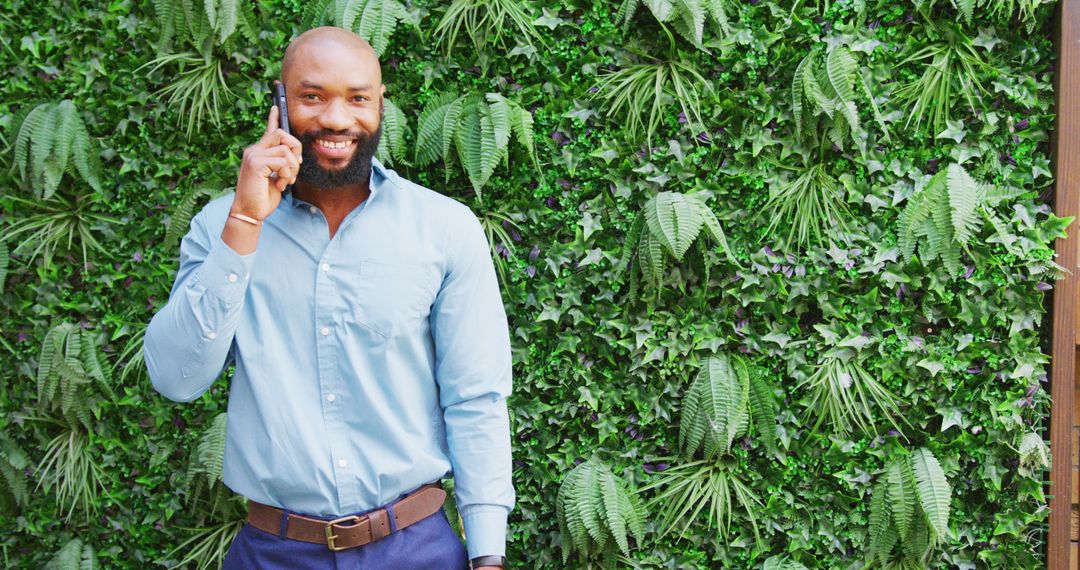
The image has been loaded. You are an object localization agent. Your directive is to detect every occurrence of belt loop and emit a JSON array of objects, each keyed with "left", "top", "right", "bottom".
[
  {"left": 279, "top": 509, "right": 290, "bottom": 538},
  {"left": 385, "top": 503, "right": 398, "bottom": 534}
]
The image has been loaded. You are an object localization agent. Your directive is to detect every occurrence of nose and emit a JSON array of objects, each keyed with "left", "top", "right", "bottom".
[{"left": 318, "top": 98, "right": 352, "bottom": 132}]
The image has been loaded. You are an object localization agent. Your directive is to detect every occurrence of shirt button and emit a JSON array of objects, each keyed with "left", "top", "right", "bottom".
[
  {"left": 326, "top": 394, "right": 336, "bottom": 402},
  {"left": 321, "top": 326, "right": 331, "bottom": 336},
  {"left": 321, "top": 263, "right": 330, "bottom": 272},
  {"left": 227, "top": 273, "right": 238, "bottom": 282},
  {"left": 208, "top": 331, "right": 217, "bottom": 340},
  {"left": 338, "top": 459, "right": 348, "bottom": 468},
  {"left": 309, "top": 206, "right": 317, "bottom": 214}
]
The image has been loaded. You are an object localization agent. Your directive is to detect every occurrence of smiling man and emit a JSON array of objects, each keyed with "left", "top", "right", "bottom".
[{"left": 144, "top": 27, "right": 513, "bottom": 570}]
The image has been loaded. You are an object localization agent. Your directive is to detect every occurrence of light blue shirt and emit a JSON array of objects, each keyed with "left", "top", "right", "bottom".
[{"left": 144, "top": 159, "right": 514, "bottom": 558}]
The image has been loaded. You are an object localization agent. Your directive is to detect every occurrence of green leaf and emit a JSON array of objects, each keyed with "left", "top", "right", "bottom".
[{"left": 910, "top": 448, "right": 952, "bottom": 540}]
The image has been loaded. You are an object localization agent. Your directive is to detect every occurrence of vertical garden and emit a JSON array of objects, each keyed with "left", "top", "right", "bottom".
[{"left": 0, "top": 0, "right": 1070, "bottom": 567}]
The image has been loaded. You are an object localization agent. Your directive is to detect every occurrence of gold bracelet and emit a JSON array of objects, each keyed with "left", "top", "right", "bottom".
[{"left": 229, "top": 212, "right": 262, "bottom": 226}]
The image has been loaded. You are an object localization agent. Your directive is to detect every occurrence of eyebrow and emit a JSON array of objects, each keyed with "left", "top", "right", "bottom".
[{"left": 298, "top": 81, "right": 375, "bottom": 92}]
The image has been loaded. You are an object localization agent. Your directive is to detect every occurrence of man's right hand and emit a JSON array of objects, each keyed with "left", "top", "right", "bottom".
[{"left": 231, "top": 103, "right": 303, "bottom": 221}]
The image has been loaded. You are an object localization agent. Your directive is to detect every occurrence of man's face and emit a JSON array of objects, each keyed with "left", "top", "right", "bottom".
[{"left": 284, "top": 39, "right": 385, "bottom": 191}]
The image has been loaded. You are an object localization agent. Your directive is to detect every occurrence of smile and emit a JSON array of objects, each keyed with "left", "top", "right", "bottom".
[{"left": 315, "top": 139, "right": 355, "bottom": 150}]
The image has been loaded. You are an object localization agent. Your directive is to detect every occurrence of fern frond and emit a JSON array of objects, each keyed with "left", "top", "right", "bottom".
[
  {"left": 46, "top": 538, "right": 84, "bottom": 570},
  {"left": 616, "top": 0, "right": 643, "bottom": 29},
  {"left": 617, "top": 213, "right": 644, "bottom": 276},
  {"left": 698, "top": 201, "right": 738, "bottom": 263},
  {"left": 301, "top": 0, "right": 335, "bottom": 26},
  {"left": 337, "top": 0, "right": 412, "bottom": 56},
  {"left": 946, "top": 163, "right": 979, "bottom": 245},
  {"left": 902, "top": 513, "right": 930, "bottom": 563},
  {"left": 509, "top": 100, "right": 538, "bottom": 169},
  {"left": 600, "top": 469, "right": 629, "bottom": 554},
  {"left": 11, "top": 101, "right": 101, "bottom": 199},
  {"left": 671, "top": 0, "right": 707, "bottom": 47},
  {"left": 556, "top": 458, "right": 642, "bottom": 562},
  {"left": 475, "top": 94, "right": 511, "bottom": 188},
  {"left": 0, "top": 239, "right": 8, "bottom": 291},
  {"left": 0, "top": 429, "right": 30, "bottom": 508},
  {"left": 35, "top": 323, "right": 113, "bottom": 429},
  {"left": 680, "top": 354, "right": 750, "bottom": 460},
  {"left": 887, "top": 458, "right": 916, "bottom": 538},
  {"left": 454, "top": 96, "right": 486, "bottom": 194},
  {"left": 868, "top": 478, "right": 892, "bottom": 563},
  {"left": 166, "top": 186, "right": 213, "bottom": 246},
  {"left": 747, "top": 372, "right": 778, "bottom": 453},
  {"left": 414, "top": 93, "right": 460, "bottom": 167},
  {"left": 646, "top": 192, "right": 704, "bottom": 260},
  {"left": 376, "top": 97, "right": 408, "bottom": 167},
  {"left": 910, "top": 448, "right": 951, "bottom": 541},
  {"left": 791, "top": 55, "right": 809, "bottom": 141}
]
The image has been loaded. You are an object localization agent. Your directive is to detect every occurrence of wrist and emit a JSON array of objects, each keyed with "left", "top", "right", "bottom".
[
  {"left": 228, "top": 206, "right": 265, "bottom": 223},
  {"left": 221, "top": 215, "right": 262, "bottom": 255}
]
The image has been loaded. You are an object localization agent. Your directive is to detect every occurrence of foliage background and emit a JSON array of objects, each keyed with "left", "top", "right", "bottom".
[{"left": 0, "top": 0, "right": 1067, "bottom": 567}]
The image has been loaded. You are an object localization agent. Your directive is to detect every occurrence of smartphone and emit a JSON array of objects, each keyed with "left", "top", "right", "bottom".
[{"left": 275, "top": 81, "right": 290, "bottom": 136}]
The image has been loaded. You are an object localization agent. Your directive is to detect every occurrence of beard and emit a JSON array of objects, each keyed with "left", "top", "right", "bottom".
[{"left": 295, "top": 121, "right": 382, "bottom": 191}]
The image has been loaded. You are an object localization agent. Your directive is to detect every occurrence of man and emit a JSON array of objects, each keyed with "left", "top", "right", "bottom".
[{"left": 144, "top": 27, "right": 513, "bottom": 570}]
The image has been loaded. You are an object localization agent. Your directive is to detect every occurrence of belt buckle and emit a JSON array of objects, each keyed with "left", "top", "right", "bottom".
[{"left": 325, "top": 515, "right": 361, "bottom": 551}]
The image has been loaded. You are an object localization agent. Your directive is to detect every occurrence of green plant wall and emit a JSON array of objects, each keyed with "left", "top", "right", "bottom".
[{"left": 0, "top": 0, "right": 1068, "bottom": 568}]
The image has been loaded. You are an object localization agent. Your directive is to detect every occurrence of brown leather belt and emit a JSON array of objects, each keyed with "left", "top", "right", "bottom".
[{"left": 247, "top": 484, "right": 447, "bottom": 551}]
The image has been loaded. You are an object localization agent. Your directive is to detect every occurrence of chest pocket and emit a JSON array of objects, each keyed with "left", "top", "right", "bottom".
[{"left": 352, "top": 261, "right": 439, "bottom": 339}]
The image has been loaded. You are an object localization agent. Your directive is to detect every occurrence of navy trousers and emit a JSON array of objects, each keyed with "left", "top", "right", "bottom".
[{"left": 222, "top": 508, "right": 468, "bottom": 569}]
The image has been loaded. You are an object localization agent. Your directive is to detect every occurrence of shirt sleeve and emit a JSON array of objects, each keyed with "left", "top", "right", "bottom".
[
  {"left": 144, "top": 208, "right": 255, "bottom": 402},
  {"left": 430, "top": 209, "right": 515, "bottom": 559}
]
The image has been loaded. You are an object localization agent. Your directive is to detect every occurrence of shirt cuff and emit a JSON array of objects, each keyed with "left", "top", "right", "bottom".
[
  {"left": 461, "top": 505, "right": 508, "bottom": 559},
  {"left": 194, "top": 234, "right": 256, "bottom": 305}
]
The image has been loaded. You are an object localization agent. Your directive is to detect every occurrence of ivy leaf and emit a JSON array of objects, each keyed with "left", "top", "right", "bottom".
[
  {"left": 936, "top": 119, "right": 967, "bottom": 143},
  {"left": 1035, "top": 214, "right": 1074, "bottom": 242},
  {"left": 533, "top": 8, "right": 566, "bottom": 29},
  {"left": 938, "top": 407, "right": 964, "bottom": 432},
  {"left": 917, "top": 358, "right": 945, "bottom": 376},
  {"left": 973, "top": 27, "right": 1002, "bottom": 51},
  {"left": 581, "top": 211, "right": 602, "bottom": 241}
]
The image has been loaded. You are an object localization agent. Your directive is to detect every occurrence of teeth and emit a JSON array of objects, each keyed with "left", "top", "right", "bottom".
[{"left": 316, "top": 139, "right": 351, "bottom": 150}]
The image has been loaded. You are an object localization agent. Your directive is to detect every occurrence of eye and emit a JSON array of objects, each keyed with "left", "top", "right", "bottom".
[
  {"left": 303, "top": 93, "right": 319, "bottom": 100},
  {"left": 353, "top": 96, "right": 368, "bottom": 102}
]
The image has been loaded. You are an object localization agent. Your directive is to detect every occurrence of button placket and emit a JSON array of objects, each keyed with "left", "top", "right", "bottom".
[{"left": 313, "top": 245, "right": 359, "bottom": 509}]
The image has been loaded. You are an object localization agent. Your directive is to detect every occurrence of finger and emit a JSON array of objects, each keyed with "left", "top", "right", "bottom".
[
  {"left": 274, "top": 175, "right": 290, "bottom": 193},
  {"left": 262, "top": 144, "right": 298, "bottom": 158},
  {"left": 280, "top": 132, "right": 303, "bottom": 162},
  {"left": 258, "top": 156, "right": 291, "bottom": 179},
  {"left": 264, "top": 145, "right": 301, "bottom": 176},
  {"left": 263, "top": 131, "right": 303, "bottom": 162},
  {"left": 263, "top": 105, "right": 279, "bottom": 140}
]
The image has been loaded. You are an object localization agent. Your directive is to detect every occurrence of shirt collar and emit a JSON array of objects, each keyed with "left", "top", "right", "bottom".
[{"left": 280, "top": 157, "right": 389, "bottom": 211}]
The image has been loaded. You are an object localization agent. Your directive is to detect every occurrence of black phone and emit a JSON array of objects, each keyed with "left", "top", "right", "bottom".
[{"left": 275, "top": 81, "right": 290, "bottom": 136}]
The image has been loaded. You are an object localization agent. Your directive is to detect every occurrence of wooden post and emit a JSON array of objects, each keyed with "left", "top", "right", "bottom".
[{"left": 1050, "top": 0, "right": 1080, "bottom": 566}]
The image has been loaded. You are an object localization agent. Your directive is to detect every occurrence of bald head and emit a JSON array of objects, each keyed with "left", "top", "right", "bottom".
[{"left": 281, "top": 27, "right": 381, "bottom": 86}]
